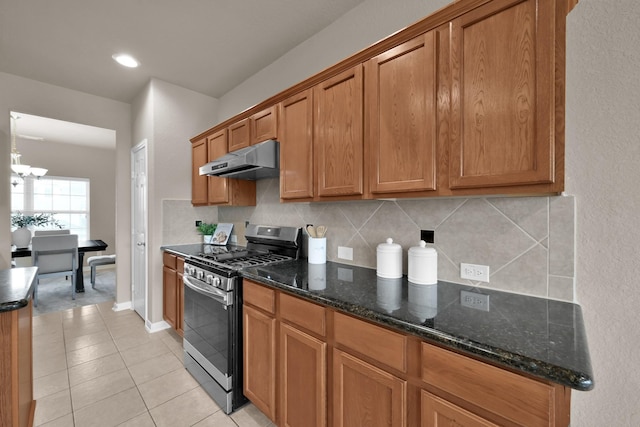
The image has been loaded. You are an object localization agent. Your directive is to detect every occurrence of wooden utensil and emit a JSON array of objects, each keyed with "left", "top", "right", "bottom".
[
  {"left": 306, "top": 225, "right": 317, "bottom": 238},
  {"left": 316, "top": 225, "right": 327, "bottom": 238}
]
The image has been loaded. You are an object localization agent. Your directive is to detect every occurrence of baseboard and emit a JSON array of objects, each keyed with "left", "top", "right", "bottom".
[
  {"left": 146, "top": 319, "right": 171, "bottom": 333},
  {"left": 112, "top": 301, "right": 132, "bottom": 311}
]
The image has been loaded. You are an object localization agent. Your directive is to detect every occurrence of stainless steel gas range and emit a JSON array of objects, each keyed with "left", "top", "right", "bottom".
[{"left": 182, "top": 224, "right": 301, "bottom": 414}]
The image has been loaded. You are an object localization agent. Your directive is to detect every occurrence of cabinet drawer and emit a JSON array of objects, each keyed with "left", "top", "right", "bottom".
[
  {"left": 280, "top": 292, "right": 326, "bottom": 337},
  {"left": 334, "top": 312, "right": 407, "bottom": 373},
  {"left": 422, "top": 343, "right": 557, "bottom": 426},
  {"left": 244, "top": 280, "right": 276, "bottom": 314},
  {"left": 163, "top": 252, "right": 177, "bottom": 269}
]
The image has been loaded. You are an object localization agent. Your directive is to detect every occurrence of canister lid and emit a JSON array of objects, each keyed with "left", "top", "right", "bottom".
[
  {"left": 377, "top": 238, "right": 402, "bottom": 253},
  {"left": 408, "top": 240, "right": 437, "bottom": 256}
]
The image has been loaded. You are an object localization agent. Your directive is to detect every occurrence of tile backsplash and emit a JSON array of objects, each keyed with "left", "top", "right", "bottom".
[{"left": 163, "top": 178, "right": 575, "bottom": 302}]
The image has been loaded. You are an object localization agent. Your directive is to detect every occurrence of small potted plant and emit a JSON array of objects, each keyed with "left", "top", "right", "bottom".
[
  {"left": 11, "top": 212, "right": 63, "bottom": 248},
  {"left": 197, "top": 223, "right": 217, "bottom": 244}
]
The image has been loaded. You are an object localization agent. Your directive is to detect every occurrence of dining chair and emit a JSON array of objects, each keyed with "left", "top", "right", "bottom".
[
  {"left": 34, "top": 229, "right": 71, "bottom": 236},
  {"left": 31, "top": 234, "right": 78, "bottom": 307}
]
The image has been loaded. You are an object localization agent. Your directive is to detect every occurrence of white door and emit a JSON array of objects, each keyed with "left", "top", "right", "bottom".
[{"left": 131, "top": 141, "right": 148, "bottom": 320}]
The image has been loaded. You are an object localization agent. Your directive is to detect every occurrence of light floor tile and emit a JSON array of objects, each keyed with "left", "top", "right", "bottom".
[
  {"left": 34, "top": 369, "right": 69, "bottom": 400},
  {"left": 65, "top": 329, "right": 113, "bottom": 352},
  {"left": 37, "top": 413, "right": 74, "bottom": 427},
  {"left": 66, "top": 339, "right": 118, "bottom": 367},
  {"left": 128, "top": 352, "right": 183, "bottom": 385},
  {"left": 62, "top": 321, "right": 108, "bottom": 340},
  {"left": 32, "top": 302, "right": 273, "bottom": 427},
  {"left": 231, "top": 403, "right": 274, "bottom": 427},
  {"left": 73, "top": 387, "right": 148, "bottom": 427},
  {"left": 120, "top": 338, "right": 172, "bottom": 367},
  {"left": 68, "top": 352, "right": 126, "bottom": 387},
  {"left": 33, "top": 351, "right": 68, "bottom": 379},
  {"left": 137, "top": 367, "right": 199, "bottom": 409},
  {"left": 193, "top": 411, "right": 239, "bottom": 427},
  {"left": 116, "top": 412, "right": 156, "bottom": 427},
  {"left": 34, "top": 389, "right": 72, "bottom": 426},
  {"left": 70, "top": 368, "right": 135, "bottom": 410},
  {"left": 149, "top": 386, "right": 221, "bottom": 427}
]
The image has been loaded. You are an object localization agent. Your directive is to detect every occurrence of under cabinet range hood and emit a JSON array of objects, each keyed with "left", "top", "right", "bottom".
[{"left": 199, "top": 139, "right": 279, "bottom": 180}]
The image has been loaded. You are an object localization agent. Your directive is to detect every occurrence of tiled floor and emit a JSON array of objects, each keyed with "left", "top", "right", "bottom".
[{"left": 33, "top": 301, "right": 275, "bottom": 427}]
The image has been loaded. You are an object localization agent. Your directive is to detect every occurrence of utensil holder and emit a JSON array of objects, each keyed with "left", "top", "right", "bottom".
[{"left": 308, "top": 237, "right": 326, "bottom": 264}]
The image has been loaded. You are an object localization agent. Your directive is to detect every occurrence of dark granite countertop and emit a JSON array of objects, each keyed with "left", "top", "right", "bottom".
[
  {"left": 0, "top": 267, "right": 37, "bottom": 312},
  {"left": 243, "top": 261, "right": 594, "bottom": 391},
  {"left": 162, "top": 245, "right": 594, "bottom": 391}
]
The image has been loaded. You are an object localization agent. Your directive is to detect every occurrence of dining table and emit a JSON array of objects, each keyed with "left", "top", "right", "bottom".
[{"left": 11, "top": 239, "right": 109, "bottom": 292}]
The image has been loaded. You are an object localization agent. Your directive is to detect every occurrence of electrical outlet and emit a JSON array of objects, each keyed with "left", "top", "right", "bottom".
[
  {"left": 461, "top": 290, "right": 490, "bottom": 311},
  {"left": 195, "top": 220, "right": 202, "bottom": 227},
  {"left": 420, "top": 230, "right": 435, "bottom": 243},
  {"left": 338, "top": 246, "right": 353, "bottom": 261},
  {"left": 460, "top": 263, "right": 490, "bottom": 282}
]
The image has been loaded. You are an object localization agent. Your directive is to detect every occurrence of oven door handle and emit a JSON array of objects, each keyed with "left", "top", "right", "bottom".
[{"left": 183, "top": 275, "right": 232, "bottom": 306}]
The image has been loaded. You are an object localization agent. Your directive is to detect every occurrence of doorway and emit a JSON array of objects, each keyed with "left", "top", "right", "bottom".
[{"left": 131, "top": 141, "right": 148, "bottom": 320}]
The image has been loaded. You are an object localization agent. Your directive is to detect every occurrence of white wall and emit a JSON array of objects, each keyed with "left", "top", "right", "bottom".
[
  {"left": 566, "top": 1, "right": 640, "bottom": 425},
  {"left": 0, "top": 72, "right": 131, "bottom": 303},
  {"left": 218, "top": 0, "right": 450, "bottom": 120},
  {"left": 215, "top": 0, "right": 639, "bottom": 424},
  {"left": 132, "top": 79, "right": 218, "bottom": 324}
]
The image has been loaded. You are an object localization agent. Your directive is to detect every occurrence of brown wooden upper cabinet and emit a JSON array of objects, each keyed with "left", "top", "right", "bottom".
[
  {"left": 191, "top": 137, "right": 208, "bottom": 206},
  {"left": 251, "top": 106, "right": 278, "bottom": 145},
  {"left": 228, "top": 106, "right": 278, "bottom": 152},
  {"left": 191, "top": 131, "right": 256, "bottom": 206},
  {"left": 314, "top": 65, "right": 364, "bottom": 198},
  {"left": 192, "top": 0, "right": 570, "bottom": 200},
  {"left": 279, "top": 89, "right": 314, "bottom": 200},
  {"left": 228, "top": 117, "right": 251, "bottom": 151},
  {"left": 365, "top": 31, "right": 438, "bottom": 196},
  {"left": 448, "top": 0, "right": 562, "bottom": 193}
]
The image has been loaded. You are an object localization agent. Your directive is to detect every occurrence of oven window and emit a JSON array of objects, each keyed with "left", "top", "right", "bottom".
[{"left": 183, "top": 283, "right": 232, "bottom": 377}]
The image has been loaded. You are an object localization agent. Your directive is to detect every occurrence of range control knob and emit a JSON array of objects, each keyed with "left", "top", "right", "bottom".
[
  {"left": 196, "top": 270, "right": 204, "bottom": 280},
  {"left": 206, "top": 274, "right": 214, "bottom": 285},
  {"left": 212, "top": 277, "right": 221, "bottom": 287}
]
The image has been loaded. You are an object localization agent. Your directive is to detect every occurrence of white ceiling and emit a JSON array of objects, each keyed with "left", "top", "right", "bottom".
[{"left": 1, "top": 0, "right": 364, "bottom": 146}]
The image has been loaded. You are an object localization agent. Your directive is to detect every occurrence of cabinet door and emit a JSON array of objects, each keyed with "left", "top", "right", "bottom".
[
  {"left": 314, "top": 65, "right": 364, "bottom": 197},
  {"left": 243, "top": 304, "right": 277, "bottom": 422},
  {"left": 449, "top": 0, "right": 557, "bottom": 189},
  {"left": 333, "top": 349, "right": 406, "bottom": 427},
  {"left": 422, "top": 391, "right": 498, "bottom": 427},
  {"left": 176, "top": 258, "right": 184, "bottom": 336},
  {"left": 366, "top": 31, "right": 437, "bottom": 195},
  {"left": 252, "top": 106, "right": 278, "bottom": 144},
  {"left": 229, "top": 118, "right": 251, "bottom": 151},
  {"left": 162, "top": 265, "right": 177, "bottom": 329},
  {"left": 280, "top": 323, "right": 327, "bottom": 427},
  {"left": 206, "top": 130, "right": 230, "bottom": 204},
  {"left": 279, "top": 89, "right": 314, "bottom": 200},
  {"left": 191, "top": 138, "right": 208, "bottom": 205}
]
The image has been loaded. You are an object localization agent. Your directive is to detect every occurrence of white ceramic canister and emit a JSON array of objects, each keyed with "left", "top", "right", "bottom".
[
  {"left": 376, "top": 238, "right": 402, "bottom": 278},
  {"left": 408, "top": 240, "right": 437, "bottom": 285}
]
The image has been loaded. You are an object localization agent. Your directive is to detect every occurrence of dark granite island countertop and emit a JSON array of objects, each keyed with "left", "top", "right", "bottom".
[
  {"left": 240, "top": 260, "right": 594, "bottom": 392},
  {"left": 0, "top": 267, "right": 37, "bottom": 312}
]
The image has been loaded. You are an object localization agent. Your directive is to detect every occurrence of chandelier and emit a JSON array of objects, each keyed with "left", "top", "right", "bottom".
[{"left": 10, "top": 113, "right": 47, "bottom": 185}]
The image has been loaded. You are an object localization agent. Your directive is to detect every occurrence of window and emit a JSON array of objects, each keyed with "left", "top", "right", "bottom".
[{"left": 11, "top": 176, "right": 90, "bottom": 241}]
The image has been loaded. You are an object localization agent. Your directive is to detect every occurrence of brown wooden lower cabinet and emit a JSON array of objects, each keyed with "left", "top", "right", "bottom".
[
  {"left": 333, "top": 348, "right": 406, "bottom": 427},
  {"left": 422, "top": 391, "right": 498, "bottom": 427},
  {"left": 0, "top": 299, "right": 35, "bottom": 427},
  {"left": 280, "top": 323, "right": 326, "bottom": 427},
  {"left": 243, "top": 303, "right": 277, "bottom": 422},
  {"left": 162, "top": 253, "right": 184, "bottom": 335},
  {"left": 242, "top": 280, "right": 571, "bottom": 427}
]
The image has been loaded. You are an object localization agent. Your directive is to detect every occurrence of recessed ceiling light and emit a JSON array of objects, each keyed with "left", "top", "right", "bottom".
[{"left": 112, "top": 53, "right": 139, "bottom": 68}]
